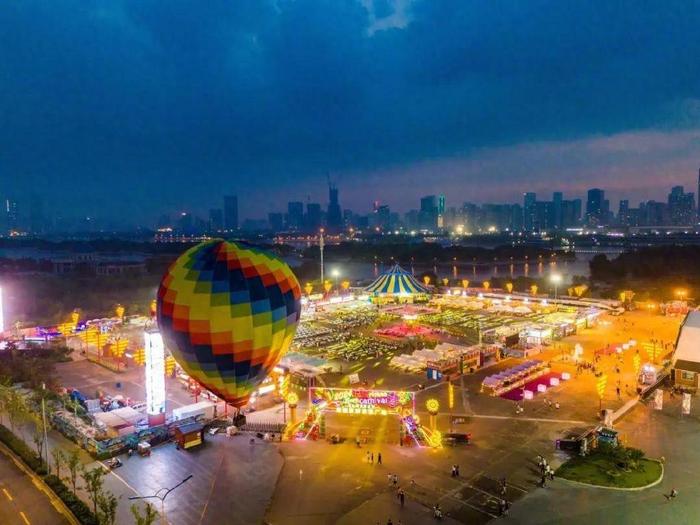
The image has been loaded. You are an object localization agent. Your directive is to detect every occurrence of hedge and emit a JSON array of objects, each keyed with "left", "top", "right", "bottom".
[
  {"left": 0, "top": 424, "right": 98, "bottom": 525},
  {"left": 44, "top": 475, "right": 99, "bottom": 525},
  {"left": 0, "top": 424, "right": 47, "bottom": 474}
]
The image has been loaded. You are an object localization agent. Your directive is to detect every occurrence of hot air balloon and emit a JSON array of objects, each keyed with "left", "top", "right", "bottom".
[{"left": 157, "top": 240, "right": 302, "bottom": 408}]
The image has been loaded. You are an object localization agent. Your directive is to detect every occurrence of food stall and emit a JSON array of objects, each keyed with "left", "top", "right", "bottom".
[{"left": 173, "top": 422, "right": 204, "bottom": 450}]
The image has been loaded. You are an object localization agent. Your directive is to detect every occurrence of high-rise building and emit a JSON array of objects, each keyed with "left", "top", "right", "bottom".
[
  {"left": 668, "top": 185, "right": 695, "bottom": 226},
  {"left": 618, "top": 200, "right": 630, "bottom": 226},
  {"left": 177, "top": 212, "right": 193, "bottom": 233},
  {"left": 552, "top": 192, "right": 563, "bottom": 229},
  {"left": 326, "top": 183, "right": 343, "bottom": 232},
  {"left": 268, "top": 212, "right": 284, "bottom": 231},
  {"left": 208, "top": 208, "right": 223, "bottom": 232},
  {"left": 287, "top": 201, "right": 304, "bottom": 231},
  {"left": 419, "top": 195, "right": 438, "bottom": 230},
  {"left": 586, "top": 188, "right": 605, "bottom": 226},
  {"left": 523, "top": 193, "right": 536, "bottom": 231},
  {"left": 223, "top": 195, "right": 238, "bottom": 230},
  {"left": 306, "top": 202, "right": 322, "bottom": 232},
  {"left": 560, "top": 198, "right": 581, "bottom": 228},
  {"left": 5, "top": 199, "right": 18, "bottom": 232}
]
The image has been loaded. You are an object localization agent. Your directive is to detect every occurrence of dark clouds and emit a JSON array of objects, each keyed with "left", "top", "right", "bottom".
[{"left": 1, "top": 0, "right": 699, "bottom": 223}]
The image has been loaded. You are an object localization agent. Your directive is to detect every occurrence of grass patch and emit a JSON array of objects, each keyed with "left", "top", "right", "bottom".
[{"left": 557, "top": 454, "right": 662, "bottom": 488}]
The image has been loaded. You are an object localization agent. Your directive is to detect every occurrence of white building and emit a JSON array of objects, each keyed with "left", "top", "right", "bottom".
[{"left": 672, "top": 311, "right": 700, "bottom": 390}]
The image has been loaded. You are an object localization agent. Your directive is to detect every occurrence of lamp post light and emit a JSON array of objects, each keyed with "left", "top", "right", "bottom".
[
  {"left": 331, "top": 269, "right": 340, "bottom": 293},
  {"left": 550, "top": 273, "right": 562, "bottom": 308},
  {"left": 129, "top": 475, "right": 193, "bottom": 525}
]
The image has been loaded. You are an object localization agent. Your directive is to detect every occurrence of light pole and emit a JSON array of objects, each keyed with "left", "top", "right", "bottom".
[
  {"left": 319, "top": 229, "right": 325, "bottom": 286},
  {"left": 331, "top": 269, "right": 340, "bottom": 293},
  {"left": 550, "top": 273, "right": 562, "bottom": 308},
  {"left": 129, "top": 475, "right": 193, "bottom": 525},
  {"left": 41, "top": 383, "right": 49, "bottom": 468}
]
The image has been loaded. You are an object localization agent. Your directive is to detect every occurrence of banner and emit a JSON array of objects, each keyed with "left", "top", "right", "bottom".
[
  {"left": 682, "top": 393, "right": 691, "bottom": 415},
  {"left": 653, "top": 389, "right": 663, "bottom": 410}
]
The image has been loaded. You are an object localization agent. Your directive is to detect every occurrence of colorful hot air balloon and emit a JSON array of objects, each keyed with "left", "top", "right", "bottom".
[{"left": 157, "top": 240, "right": 302, "bottom": 408}]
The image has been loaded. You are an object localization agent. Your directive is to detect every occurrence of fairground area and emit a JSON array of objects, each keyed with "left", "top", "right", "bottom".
[{"left": 13, "top": 280, "right": 683, "bottom": 525}]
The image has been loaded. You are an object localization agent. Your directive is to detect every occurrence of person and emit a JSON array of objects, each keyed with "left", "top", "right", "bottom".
[
  {"left": 616, "top": 386, "right": 621, "bottom": 399},
  {"left": 433, "top": 504, "right": 442, "bottom": 519},
  {"left": 456, "top": 465, "right": 460, "bottom": 477},
  {"left": 387, "top": 518, "right": 393, "bottom": 525},
  {"left": 499, "top": 499, "right": 506, "bottom": 516},
  {"left": 554, "top": 402, "right": 560, "bottom": 410},
  {"left": 399, "top": 489, "right": 405, "bottom": 507},
  {"left": 367, "top": 451, "right": 371, "bottom": 463},
  {"left": 504, "top": 500, "right": 510, "bottom": 516},
  {"left": 451, "top": 465, "right": 457, "bottom": 477},
  {"left": 393, "top": 474, "right": 399, "bottom": 487},
  {"left": 548, "top": 466, "right": 554, "bottom": 481},
  {"left": 371, "top": 452, "right": 374, "bottom": 464},
  {"left": 378, "top": 452, "right": 382, "bottom": 465},
  {"left": 664, "top": 488, "right": 678, "bottom": 501},
  {"left": 540, "top": 474, "right": 547, "bottom": 487},
  {"left": 356, "top": 435, "right": 361, "bottom": 447}
]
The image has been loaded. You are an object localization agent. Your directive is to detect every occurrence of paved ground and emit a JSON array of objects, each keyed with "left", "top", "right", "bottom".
[
  {"left": 101, "top": 434, "right": 283, "bottom": 525},
  {"left": 0, "top": 449, "right": 68, "bottom": 525},
  {"left": 506, "top": 395, "right": 700, "bottom": 524}
]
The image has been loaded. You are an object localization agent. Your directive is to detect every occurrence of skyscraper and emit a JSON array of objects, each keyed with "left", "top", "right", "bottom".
[
  {"left": 208, "top": 208, "right": 223, "bottom": 232},
  {"left": 306, "top": 202, "right": 322, "bottom": 232},
  {"left": 223, "top": 195, "right": 238, "bottom": 230},
  {"left": 420, "top": 195, "right": 438, "bottom": 230},
  {"left": 4, "top": 199, "right": 18, "bottom": 232},
  {"left": 668, "top": 185, "right": 695, "bottom": 226},
  {"left": 523, "top": 192, "right": 536, "bottom": 231},
  {"left": 326, "top": 183, "right": 342, "bottom": 232},
  {"left": 618, "top": 200, "right": 629, "bottom": 226},
  {"left": 287, "top": 201, "right": 304, "bottom": 230},
  {"left": 586, "top": 188, "right": 605, "bottom": 226},
  {"left": 552, "top": 192, "right": 563, "bottom": 229}
]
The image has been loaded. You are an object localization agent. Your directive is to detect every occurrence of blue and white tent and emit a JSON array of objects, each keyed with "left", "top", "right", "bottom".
[{"left": 364, "top": 264, "right": 430, "bottom": 295}]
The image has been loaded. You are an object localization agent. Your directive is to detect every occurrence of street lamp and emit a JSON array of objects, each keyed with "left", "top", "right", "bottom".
[
  {"left": 550, "top": 274, "right": 562, "bottom": 304},
  {"left": 129, "top": 474, "right": 193, "bottom": 525},
  {"left": 331, "top": 269, "right": 340, "bottom": 292}
]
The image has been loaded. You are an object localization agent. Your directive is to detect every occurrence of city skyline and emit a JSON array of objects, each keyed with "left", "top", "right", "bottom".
[{"left": 1, "top": 2, "right": 700, "bottom": 225}]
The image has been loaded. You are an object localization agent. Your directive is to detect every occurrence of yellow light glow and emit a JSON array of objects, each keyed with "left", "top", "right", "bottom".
[{"left": 426, "top": 398, "right": 440, "bottom": 413}]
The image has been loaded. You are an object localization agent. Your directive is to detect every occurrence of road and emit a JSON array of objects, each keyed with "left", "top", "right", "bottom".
[{"left": 0, "top": 449, "right": 68, "bottom": 525}]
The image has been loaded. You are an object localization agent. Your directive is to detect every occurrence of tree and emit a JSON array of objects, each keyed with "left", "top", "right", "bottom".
[
  {"left": 130, "top": 502, "right": 159, "bottom": 525},
  {"left": 6, "top": 389, "right": 28, "bottom": 436},
  {"left": 97, "top": 491, "right": 119, "bottom": 525},
  {"left": 66, "top": 449, "right": 81, "bottom": 494},
  {"left": 0, "top": 378, "right": 10, "bottom": 426},
  {"left": 81, "top": 465, "right": 106, "bottom": 517},
  {"left": 51, "top": 448, "right": 66, "bottom": 479}
]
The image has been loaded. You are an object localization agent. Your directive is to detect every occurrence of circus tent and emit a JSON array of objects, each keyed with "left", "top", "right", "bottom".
[{"left": 364, "top": 264, "right": 431, "bottom": 295}]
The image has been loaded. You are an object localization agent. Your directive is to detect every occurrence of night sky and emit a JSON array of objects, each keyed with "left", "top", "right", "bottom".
[{"left": 2, "top": 1, "right": 700, "bottom": 224}]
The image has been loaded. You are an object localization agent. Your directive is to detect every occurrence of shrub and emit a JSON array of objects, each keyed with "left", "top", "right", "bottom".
[
  {"left": 0, "top": 424, "right": 47, "bottom": 474},
  {"left": 44, "top": 475, "right": 99, "bottom": 525}
]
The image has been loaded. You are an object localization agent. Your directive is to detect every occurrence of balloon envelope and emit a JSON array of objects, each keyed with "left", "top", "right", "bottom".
[{"left": 157, "top": 240, "right": 302, "bottom": 407}]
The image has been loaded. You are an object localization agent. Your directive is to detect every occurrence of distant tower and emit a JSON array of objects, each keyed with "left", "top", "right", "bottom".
[{"left": 326, "top": 178, "right": 342, "bottom": 232}]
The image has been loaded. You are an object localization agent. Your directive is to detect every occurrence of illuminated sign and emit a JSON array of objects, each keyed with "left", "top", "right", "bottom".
[
  {"left": 309, "top": 387, "right": 415, "bottom": 416},
  {"left": 144, "top": 330, "right": 166, "bottom": 422}
]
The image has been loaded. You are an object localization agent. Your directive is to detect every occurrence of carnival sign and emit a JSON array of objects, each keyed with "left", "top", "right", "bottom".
[{"left": 309, "top": 387, "right": 415, "bottom": 416}]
